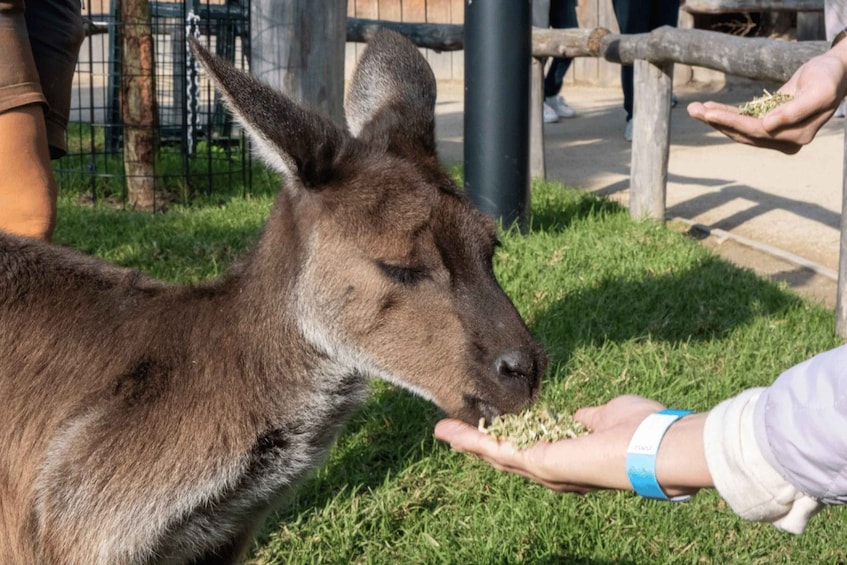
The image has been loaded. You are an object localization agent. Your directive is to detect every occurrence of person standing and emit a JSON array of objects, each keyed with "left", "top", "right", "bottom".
[
  {"left": 0, "top": 0, "right": 84, "bottom": 241},
  {"left": 612, "top": 0, "right": 679, "bottom": 140},
  {"left": 533, "top": 0, "right": 579, "bottom": 124}
]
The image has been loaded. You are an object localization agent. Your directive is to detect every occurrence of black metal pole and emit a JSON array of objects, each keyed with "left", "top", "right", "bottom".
[{"left": 464, "top": 0, "right": 531, "bottom": 231}]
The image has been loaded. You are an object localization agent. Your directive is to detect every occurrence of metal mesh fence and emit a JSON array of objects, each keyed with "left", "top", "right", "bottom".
[{"left": 58, "top": 0, "right": 251, "bottom": 209}]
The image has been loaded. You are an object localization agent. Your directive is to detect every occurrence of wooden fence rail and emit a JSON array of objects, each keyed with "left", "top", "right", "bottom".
[{"left": 346, "top": 19, "right": 845, "bottom": 335}]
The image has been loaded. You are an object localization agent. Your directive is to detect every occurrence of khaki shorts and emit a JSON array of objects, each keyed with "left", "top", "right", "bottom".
[{"left": 0, "top": 0, "right": 83, "bottom": 158}]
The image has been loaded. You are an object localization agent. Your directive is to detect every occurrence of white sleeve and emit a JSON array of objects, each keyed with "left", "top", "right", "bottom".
[{"left": 702, "top": 388, "right": 823, "bottom": 534}]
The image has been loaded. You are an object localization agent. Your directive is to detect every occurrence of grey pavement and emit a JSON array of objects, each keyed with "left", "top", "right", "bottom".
[{"left": 433, "top": 79, "right": 844, "bottom": 308}]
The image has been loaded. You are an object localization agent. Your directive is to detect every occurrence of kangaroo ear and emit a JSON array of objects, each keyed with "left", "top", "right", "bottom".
[
  {"left": 345, "top": 29, "right": 437, "bottom": 157},
  {"left": 189, "top": 38, "right": 350, "bottom": 188}
]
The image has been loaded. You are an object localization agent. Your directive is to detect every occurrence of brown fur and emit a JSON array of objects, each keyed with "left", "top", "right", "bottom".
[{"left": 0, "top": 31, "right": 546, "bottom": 564}]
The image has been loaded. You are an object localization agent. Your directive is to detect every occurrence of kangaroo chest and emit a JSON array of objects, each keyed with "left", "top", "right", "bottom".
[{"left": 157, "top": 374, "right": 369, "bottom": 561}]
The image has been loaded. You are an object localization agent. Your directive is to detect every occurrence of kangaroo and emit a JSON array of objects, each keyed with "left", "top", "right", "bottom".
[{"left": 0, "top": 30, "right": 546, "bottom": 564}]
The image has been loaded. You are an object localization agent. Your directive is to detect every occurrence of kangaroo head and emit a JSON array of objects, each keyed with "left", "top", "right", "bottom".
[{"left": 190, "top": 30, "right": 546, "bottom": 425}]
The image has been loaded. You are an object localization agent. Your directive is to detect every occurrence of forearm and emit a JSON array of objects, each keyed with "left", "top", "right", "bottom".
[{"left": 654, "top": 412, "right": 713, "bottom": 497}]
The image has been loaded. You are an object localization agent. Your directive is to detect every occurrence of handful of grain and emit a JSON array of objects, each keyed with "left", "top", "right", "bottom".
[
  {"left": 479, "top": 405, "right": 589, "bottom": 449},
  {"left": 738, "top": 90, "right": 793, "bottom": 117}
]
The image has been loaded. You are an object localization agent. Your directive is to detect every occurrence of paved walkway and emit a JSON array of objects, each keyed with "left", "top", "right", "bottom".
[{"left": 433, "top": 79, "right": 844, "bottom": 308}]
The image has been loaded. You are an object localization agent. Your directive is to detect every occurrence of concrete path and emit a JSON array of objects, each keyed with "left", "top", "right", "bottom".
[{"left": 433, "top": 79, "right": 844, "bottom": 308}]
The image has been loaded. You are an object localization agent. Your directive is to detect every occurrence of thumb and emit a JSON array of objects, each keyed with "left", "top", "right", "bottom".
[
  {"left": 433, "top": 418, "right": 475, "bottom": 447},
  {"left": 574, "top": 405, "right": 603, "bottom": 430}
]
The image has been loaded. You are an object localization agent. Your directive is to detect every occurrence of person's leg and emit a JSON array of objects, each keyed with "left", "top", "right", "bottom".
[
  {"left": 0, "top": 103, "right": 56, "bottom": 239},
  {"left": 26, "top": 0, "right": 84, "bottom": 160},
  {"left": 612, "top": 0, "right": 632, "bottom": 121},
  {"left": 0, "top": 0, "right": 55, "bottom": 240},
  {"left": 613, "top": 0, "right": 650, "bottom": 126},
  {"left": 651, "top": 0, "right": 679, "bottom": 108},
  {"left": 544, "top": 58, "right": 572, "bottom": 99},
  {"left": 0, "top": 0, "right": 83, "bottom": 241},
  {"left": 650, "top": 0, "right": 680, "bottom": 30},
  {"left": 543, "top": 0, "right": 576, "bottom": 99}
]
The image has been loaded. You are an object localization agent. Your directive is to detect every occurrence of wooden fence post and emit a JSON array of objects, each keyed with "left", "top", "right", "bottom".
[
  {"left": 119, "top": 0, "right": 158, "bottom": 211},
  {"left": 530, "top": 57, "right": 546, "bottom": 180},
  {"left": 251, "top": 0, "right": 346, "bottom": 126},
  {"left": 836, "top": 119, "right": 847, "bottom": 337},
  {"left": 629, "top": 59, "right": 674, "bottom": 220}
]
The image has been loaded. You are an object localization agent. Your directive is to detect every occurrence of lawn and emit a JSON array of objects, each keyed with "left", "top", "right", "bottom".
[{"left": 53, "top": 171, "right": 846, "bottom": 564}]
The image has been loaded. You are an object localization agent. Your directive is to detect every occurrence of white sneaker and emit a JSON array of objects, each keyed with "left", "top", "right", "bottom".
[
  {"left": 624, "top": 119, "right": 633, "bottom": 142},
  {"left": 835, "top": 99, "right": 847, "bottom": 118},
  {"left": 543, "top": 103, "right": 559, "bottom": 124},
  {"left": 545, "top": 95, "right": 576, "bottom": 118}
]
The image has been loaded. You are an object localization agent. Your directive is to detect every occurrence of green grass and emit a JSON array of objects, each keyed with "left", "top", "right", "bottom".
[
  {"left": 53, "top": 174, "right": 846, "bottom": 564},
  {"left": 57, "top": 122, "right": 253, "bottom": 204}
]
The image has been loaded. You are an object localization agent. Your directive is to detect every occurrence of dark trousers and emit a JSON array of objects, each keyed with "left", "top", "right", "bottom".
[
  {"left": 612, "top": 0, "right": 679, "bottom": 120},
  {"left": 543, "top": 0, "right": 579, "bottom": 99}
]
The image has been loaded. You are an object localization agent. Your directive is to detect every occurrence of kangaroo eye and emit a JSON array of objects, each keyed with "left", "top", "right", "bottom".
[{"left": 377, "top": 262, "right": 428, "bottom": 286}]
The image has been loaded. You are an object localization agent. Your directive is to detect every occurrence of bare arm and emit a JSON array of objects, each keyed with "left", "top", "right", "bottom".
[{"left": 686, "top": 40, "right": 847, "bottom": 154}]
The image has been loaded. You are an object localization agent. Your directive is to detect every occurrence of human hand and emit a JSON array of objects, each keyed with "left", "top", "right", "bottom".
[
  {"left": 687, "top": 49, "right": 847, "bottom": 154},
  {"left": 434, "top": 395, "right": 672, "bottom": 494}
]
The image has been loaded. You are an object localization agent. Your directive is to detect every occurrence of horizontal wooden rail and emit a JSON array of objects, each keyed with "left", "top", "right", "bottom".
[
  {"left": 347, "top": 19, "right": 826, "bottom": 83},
  {"left": 347, "top": 17, "right": 464, "bottom": 52}
]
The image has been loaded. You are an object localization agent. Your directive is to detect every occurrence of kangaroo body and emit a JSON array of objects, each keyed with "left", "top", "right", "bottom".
[{"left": 0, "top": 31, "right": 545, "bottom": 563}]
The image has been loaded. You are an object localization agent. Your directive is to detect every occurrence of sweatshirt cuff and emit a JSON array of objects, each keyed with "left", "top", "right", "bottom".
[{"left": 703, "top": 388, "right": 822, "bottom": 534}]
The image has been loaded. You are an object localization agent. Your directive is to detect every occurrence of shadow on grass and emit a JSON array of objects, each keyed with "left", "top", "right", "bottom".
[
  {"left": 53, "top": 197, "right": 269, "bottom": 282},
  {"left": 534, "top": 253, "right": 803, "bottom": 364},
  {"left": 529, "top": 193, "right": 624, "bottom": 234}
]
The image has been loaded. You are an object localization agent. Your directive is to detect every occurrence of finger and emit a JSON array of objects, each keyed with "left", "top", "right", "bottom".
[
  {"left": 700, "top": 100, "right": 742, "bottom": 114},
  {"left": 574, "top": 395, "right": 657, "bottom": 430},
  {"left": 573, "top": 405, "right": 600, "bottom": 428},
  {"left": 687, "top": 101, "right": 737, "bottom": 122},
  {"left": 686, "top": 101, "right": 706, "bottom": 120},
  {"left": 434, "top": 419, "right": 525, "bottom": 464},
  {"left": 433, "top": 419, "right": 486, "bottom": 451}
]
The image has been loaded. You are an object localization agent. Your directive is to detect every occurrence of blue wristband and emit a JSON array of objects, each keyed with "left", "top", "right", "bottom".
[{"left": 626, "top": 409, "right": 694, "bottom": 502}]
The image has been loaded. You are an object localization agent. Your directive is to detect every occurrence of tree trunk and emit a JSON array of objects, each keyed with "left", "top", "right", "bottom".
[
  {"left": 119, "top": 0, "right": 158, "bottom": 211},
  {"left": 251, "top": 0, "right": 346, "bottom": 126}
]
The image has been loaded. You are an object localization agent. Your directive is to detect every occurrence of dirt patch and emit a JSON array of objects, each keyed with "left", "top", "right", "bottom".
[{"left": 689, "top": 225, "right": 837, "bottom": 309}]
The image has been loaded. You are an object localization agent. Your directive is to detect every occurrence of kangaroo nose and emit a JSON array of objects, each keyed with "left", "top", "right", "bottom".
[{"left": 494, "top": 348, "right": 540, "bottom": 392}]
